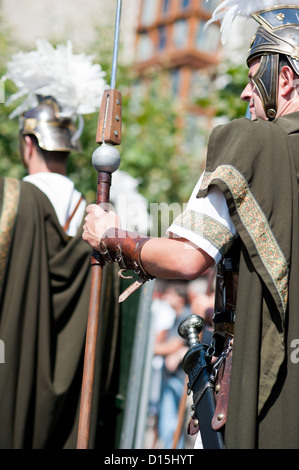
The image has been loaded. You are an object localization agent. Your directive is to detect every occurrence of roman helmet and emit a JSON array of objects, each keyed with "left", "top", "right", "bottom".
[
  {"left": 247, "top": 5, "right": 299, "bottom": 120},
  {"left": 19, "top": 95, "right": 82, "bottom": 152},
  {"left": 3, "top": 39, "right": 107, "bottom": 158},
  {"left": 205, "top": 1, "right": 299, "bottom": 120}
]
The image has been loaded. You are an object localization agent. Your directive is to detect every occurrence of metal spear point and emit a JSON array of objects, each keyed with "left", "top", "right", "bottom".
[
  {"left": 92, "top": 0, "right": 122, "bottom": 180},
  {"left": 77, "top": 0, "right": 122, "bottom": 449}
]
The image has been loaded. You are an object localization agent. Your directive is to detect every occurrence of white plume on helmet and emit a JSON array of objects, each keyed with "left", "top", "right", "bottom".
[
  {"left": 3, "top": 39, "right": 107, "bottom": 121},
  {"left": 205, "top": 0, "right": 299, "bottom": 43}
]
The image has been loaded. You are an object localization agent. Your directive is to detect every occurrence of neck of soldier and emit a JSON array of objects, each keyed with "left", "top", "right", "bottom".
[
  {"left": 27, "top": 146, "right": 67, "bottom": 176},
  {"left": 276, "top": 68, "right": 299, "bottom": 117},
  {"left": 277, "top": 95, "right": 299, "bottom": 117}
]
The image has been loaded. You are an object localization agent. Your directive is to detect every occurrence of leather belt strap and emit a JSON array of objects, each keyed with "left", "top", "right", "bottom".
[
  {"left": 212, "top": 342, "right": 233, "bottom": 431},
  {"left": 213, "top": 321, "right": 234, "bottom": 337}
]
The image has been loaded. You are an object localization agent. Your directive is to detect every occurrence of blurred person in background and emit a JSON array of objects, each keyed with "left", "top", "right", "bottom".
[{"left": 154, "top": 280, "right": 190, "bottom": 449}]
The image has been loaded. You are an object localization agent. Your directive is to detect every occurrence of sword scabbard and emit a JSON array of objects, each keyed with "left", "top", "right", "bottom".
[{"left": 182, "top": 344, "right": 225, "bottom": 449}]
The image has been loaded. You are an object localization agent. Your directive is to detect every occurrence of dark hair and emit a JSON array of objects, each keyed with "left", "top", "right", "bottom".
[
  {"left": 28, "top": 134, "right": 69, "bottom": 164},
  {"left": 279, "top": 54, "right": 299, "bottom": 79},
  {"left": 165, "top": 280, "right": 189, "bottom": 304}
]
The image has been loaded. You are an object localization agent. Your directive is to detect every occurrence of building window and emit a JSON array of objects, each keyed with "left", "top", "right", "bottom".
[
  {"left": 170, "top": 68, "right": 180, "bottom": 95},
  {"left": 181, "top": 0, "right": 191, "bottom": 10},
  {"left": 196, "top": 21, "right": 219, "bottom": 52},
  {"left": 162, "top": 0, "right": 170, "bottom": 15},
  {"left": 189, "top": 70, "right": 211, "bottom": 100},
  {"left": 136, "top": 34, "right": 155, "bottom": 61},
  {"left": 140, "top": 0, "right": 159, "bottom": 26},
  {"left": 158, "top": 26, "right": 167, "bottom": 50},
  {"left": 173, "top": 20, "right": 189, "bottom": 48},
  {"left": 202, "top": 0, "right": 219, "bottom": 12}
]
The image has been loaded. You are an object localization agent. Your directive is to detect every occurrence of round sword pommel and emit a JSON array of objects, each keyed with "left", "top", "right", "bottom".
[
  {"left": 178, "top": 314, "right": 204, "bottom": 347},
  {"left": 92, "top": 143, "right": 121, "bottom": 174}
]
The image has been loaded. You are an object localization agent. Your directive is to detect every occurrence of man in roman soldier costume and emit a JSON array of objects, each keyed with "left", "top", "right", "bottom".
[
  {"left": 0, "top": 40, "right": 110, "bottom": 448},
  {"left": 83, "top": 0, "right": 299, "bottom": 448}
]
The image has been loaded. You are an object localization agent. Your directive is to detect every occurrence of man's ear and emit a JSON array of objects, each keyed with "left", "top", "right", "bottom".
[
  {"left": 20, "top": 135, "right": 33, "bottom": 167},
  {"left": 279, "top": 65, "right": 296, "bottom": 97},
  {"left": 24, "top": 135, "right": 33, "bottom": 148}
]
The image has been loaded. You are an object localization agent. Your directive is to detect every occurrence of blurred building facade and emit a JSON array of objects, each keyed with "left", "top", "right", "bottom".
[
  {"left": 1, "top": 0, "right": 253, "bottom": 94},
  {"left": 135, "top": 0, "right": 220, "bottom": 101},
  {"left": 134, "top": 0, "right": 223, "bottom": 164},
  {"left": 133, "top": 0, "right": 256, "bottom": 161},
  {"left": 0, "top": 0, "right": 140, "bottom": 63}
]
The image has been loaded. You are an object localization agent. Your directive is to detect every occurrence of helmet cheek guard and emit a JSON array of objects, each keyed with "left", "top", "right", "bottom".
[
  {"left": 250, "top": 54, "right": 279, "bottom": 121},
  {"left": 246, "top": 6, "right": 299, "bottom": 121}
]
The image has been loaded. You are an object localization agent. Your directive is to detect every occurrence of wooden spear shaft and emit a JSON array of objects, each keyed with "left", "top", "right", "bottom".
[
  {"left": 76, "top": 172, "right": 114, "bottom": 449},
  {"left": 77, "top": 0, "right": 122, "bottom": 449}
]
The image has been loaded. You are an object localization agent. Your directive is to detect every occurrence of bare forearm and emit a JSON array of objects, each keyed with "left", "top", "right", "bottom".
[
  {"left": 154, "top": 337, "right": 185, "bottom": 356},
  {"left": 82, "top": 204, "right": 214, "bottom": 280},
  {"left": 140, "top": 237, "right": 214, "bottom": 280}
]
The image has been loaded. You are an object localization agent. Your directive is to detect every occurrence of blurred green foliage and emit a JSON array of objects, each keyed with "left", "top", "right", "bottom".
[
  {"left": 0, "top": 15, "right": 25, "bottom": 179},
  {"left": 68, "top": 69, "right": 185, "bottom": 206},
  {"left": 196, "top": 61, "right": 249, "bottom": 120}
]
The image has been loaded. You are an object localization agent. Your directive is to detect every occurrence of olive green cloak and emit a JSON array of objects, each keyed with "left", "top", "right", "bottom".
[
  {"left": 197, "top": 113, "right": 299, "bottom": 449},
  {"left": 0, "top": 179, "right": 117, "bottom": 449}
]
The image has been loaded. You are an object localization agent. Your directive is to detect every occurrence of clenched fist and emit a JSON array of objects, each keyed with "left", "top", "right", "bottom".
[{"left": 82, "top": 204, "right": 120, "bottom": 251}]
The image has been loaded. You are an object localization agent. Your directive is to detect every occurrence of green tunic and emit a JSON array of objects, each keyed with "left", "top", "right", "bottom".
[
  {"left": 197, "top": 112, "right": 299, "bottom": 449},
  {"left": 0, "top": 179, "right": 108, "bottom": 449}
]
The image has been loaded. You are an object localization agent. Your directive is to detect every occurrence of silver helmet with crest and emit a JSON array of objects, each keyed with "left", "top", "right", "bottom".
[
  {"left": 3, "top": 39, "right": 107, "bottom": 153},
  {"left": 205, "top": 0, "right": 299, "bottom": 120},
  {"left": 19, "top": 95, "right": 82, "bottom": 152}
]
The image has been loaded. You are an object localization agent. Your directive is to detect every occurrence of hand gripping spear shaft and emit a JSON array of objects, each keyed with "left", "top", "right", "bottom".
[{"left": 77, "top": 0, "right": 122, "bottom": 449}]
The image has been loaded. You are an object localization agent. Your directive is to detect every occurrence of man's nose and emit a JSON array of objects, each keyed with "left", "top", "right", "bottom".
[{"left": 240, "top": 83, "right": 251, "bottom": 102}]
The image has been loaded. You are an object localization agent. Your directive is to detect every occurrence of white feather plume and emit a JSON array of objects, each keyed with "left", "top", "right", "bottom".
[
  {"left": 205, "top": 0, "right": 299, "bottom": 44},
  {"left": 3, "top": 39, "right": 108, "bottom": 119}
]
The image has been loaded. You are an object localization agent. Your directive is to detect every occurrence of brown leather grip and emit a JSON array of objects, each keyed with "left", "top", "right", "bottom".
[{"left": 99, "top": 228, "right": 154, "bottom": 280}]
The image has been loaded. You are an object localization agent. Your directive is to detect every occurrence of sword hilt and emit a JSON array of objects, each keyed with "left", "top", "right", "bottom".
[{"left": 178, "top": 314, "right": 204, "bottom": 347}]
